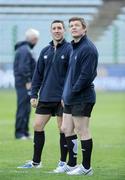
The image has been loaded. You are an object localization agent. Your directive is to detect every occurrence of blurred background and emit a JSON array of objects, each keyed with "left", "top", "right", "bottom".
[
  {"left": 0, "top": 0, "right": 125, "bottom": 91},
  {"left": 0, "top": 1, "right": 124, "bottom": 179}
]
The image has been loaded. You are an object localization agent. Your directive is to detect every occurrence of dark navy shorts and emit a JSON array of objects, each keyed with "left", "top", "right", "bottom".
[
  {"left": 63, "top": 103, "right": 95, "bottom": 117},
  {"left": 35, "top": 101, "right": 63, "bottom": 117}
]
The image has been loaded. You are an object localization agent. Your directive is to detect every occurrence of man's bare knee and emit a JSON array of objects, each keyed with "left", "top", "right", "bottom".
[
  {"left": 61, "top": 125, "right": 74, "bottom": 137},
  {"left": 33, "top": 114, "right": 50, "bottom": 131},
  {"left": 33, "top": 120, "right": 43, "bottom": 131},
  {"left": 60, "top": 125, "right": 66, "bottom": 134},
  {"left": 75, "top": 126, "right": 90, "bottom": 139}
]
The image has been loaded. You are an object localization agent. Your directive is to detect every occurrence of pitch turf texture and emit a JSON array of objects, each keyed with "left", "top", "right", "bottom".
[{"left": 0, "top": 90, "right": 125, "bottom": 180}]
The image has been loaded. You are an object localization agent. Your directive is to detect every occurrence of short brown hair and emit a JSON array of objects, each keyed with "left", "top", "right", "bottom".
[
  {"left": 51, "top": 20, "right": 65, "bottom": 29},
  {"left": 69, "top": 17, "right": 87, "bottom": 29}
]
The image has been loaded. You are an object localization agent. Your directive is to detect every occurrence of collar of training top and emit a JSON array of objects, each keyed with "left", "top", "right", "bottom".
[
  {"left": 71, "top": 35, "right": 87, "bottom": 48},
  {"left": 49, "top": 39, "right": 66, "bottom": 48},
  {"left": 14, "top": 41, "right": 28, "bottom": 50}
]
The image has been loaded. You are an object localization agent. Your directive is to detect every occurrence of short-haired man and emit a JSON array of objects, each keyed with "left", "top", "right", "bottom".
[
  {"left": 13, "top": 28, "right": 39, "bottom": 139},
  {"left": 61, "top": 17, "right": 98, "bottom": 175},
  {"left": 18, "top": 20, "right": 77, "bottom": 170}
]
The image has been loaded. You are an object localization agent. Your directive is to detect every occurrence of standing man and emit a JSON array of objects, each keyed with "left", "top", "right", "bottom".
[
  {"left": 61, "top": 17, "right": 98, "bottom": 175},
  {"left": 13, "top": 28, "right": 39, "bottom": 139},
  {"left": 18, "top": 20, "right": 77, "bottom": 169}
]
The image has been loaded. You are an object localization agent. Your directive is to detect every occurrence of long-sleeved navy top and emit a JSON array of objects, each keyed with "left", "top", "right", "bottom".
[
  {"left": 62, "top": 35, "right": 98, "bottom": 105},
  {"left": 31, "top": 39, "right": 72, "bottom": 102},
  {"left": 13, "top": 41, "right": 36, "bottom": 87}
]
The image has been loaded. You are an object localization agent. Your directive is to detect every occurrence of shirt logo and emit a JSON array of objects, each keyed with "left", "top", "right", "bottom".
[
  {"left": 61, "top": 55, "right": 65, "bottom": 59},
  {"left": 75, "top": 55, "right": 77, "bottom": 60},
  {"left": 44, "top": 55, "right": 48, "bottom": 59}
]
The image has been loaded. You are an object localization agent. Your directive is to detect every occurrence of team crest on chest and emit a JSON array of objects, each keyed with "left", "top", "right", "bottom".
[
  {"left": 61, "top": 55, "right": 65, "bottom": 59},
  {"left": 44, "top": 55, "right": 48, "bottom": 59}
]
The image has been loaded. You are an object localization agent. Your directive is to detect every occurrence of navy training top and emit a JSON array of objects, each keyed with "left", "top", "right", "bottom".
[
  {"left": 62, "top": 35, "right": 98, "bottom": 105},
  {"left": 31, "top": 39, "right": 72, "bottom": 102},
  {"left": 13, "top": 41, "right": 36, "bottom": 87}
]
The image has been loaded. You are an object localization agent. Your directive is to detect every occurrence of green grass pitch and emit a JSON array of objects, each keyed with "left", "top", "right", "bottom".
[{"left": 0, "top": 90, "right": 125, "bottom": 180}]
